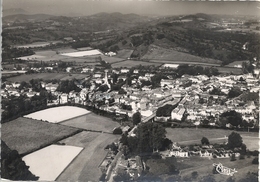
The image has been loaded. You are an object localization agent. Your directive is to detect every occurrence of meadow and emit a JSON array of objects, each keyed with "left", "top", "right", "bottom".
[
  {"left": 57, "top": 131, "right": 120, "bottom": 181},
  {"left": 166, "top": 128, "right": 259, "bottom": 150},
  {"left": 142, "top": 44, "right": 222, "bottom": 64},
  {"left": 24, "top": 106, "right": 90, "bottom": 123},
  {"left": 111, "top": 60, "right": 162, "bottom": 68},
  {"left": 61, "top": 113, "right": 120, "bottom": 133},
  {"left": 1, "top": 117, "right": 79, "bottom": 155},
  {"left": 6, "top": 73, "right": 87, "bottom": 82},
  {"left": 15, "top": 41, "right": 50, "bottom": 48},
  {"left": 114, "top": 49, "right": 133, "bottom": 59},
  {"left": 178, "top": 156, "right": 258, "bottom": 182}
]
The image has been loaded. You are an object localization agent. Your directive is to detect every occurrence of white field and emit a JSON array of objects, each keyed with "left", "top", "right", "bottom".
[
  {"left": 60, "top": 49, "right": 103, "bottom": 57},
  {"left": 24, "top": 106, "right": 90, "bottom": 123},
  {"left": 22, "top": 145, "right": 83, "bottom": 181}
]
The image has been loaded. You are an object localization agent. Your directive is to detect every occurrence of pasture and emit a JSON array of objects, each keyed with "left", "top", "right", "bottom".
[
  {"left": 218, "top": 67, "right": 243, "bottom": 74},
  {"left": 114, "top": 49, "right": 134, "bottom": 59},
  {"left": 23, "top": 145, "right": 83, "bottom": 181},
  {"left": 24, "top": 106, "right": 90, "bottom": 123},
  {"left": 61, "top": 113, "right": 120, "bottom": 133},
  {"left": 178, "top": 156, "right": 258, "bottom": 182},
  {"left": 166, "top": 128, "right": 259, "bottom": 150},
  {"left": 15, "top": 41, "right": 50, "bottom": 48},
  {"left": 57, "top": 131, "right": 120, "bottom": 181},
  {"left": 6, "top": 73, "right": 87, "bottom": 82},
  {"left": 1, "top": 117, "right": 79, "bottom": 155},
  {"left": 111, "top": 60, "right": 162, "bottom": 68},
  {"left": 142, "top": 44, "right": 222, "bottom": 64}
]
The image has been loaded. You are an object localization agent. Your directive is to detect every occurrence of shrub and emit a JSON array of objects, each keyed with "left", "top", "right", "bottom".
[
  {"left": 239, "top": 155, "right": 245, "bottom": 160},
  {"left": 252, "top": 157, "right": 259, "bottom": 164},
  {"left": 192, "top": 171, "right": 198, "bottom": 179},
  {"left": 113, "top": 127, "right": 123, "bottom": 135}
]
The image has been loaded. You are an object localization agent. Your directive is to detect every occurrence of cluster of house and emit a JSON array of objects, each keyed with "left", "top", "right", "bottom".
[
  {"left": 2, "top": 65, "right": 259, "bottom": 127},
  {"left": 158, "top": 73, "right": 259, "bottom": 126},
  {"left": 161, "top": 143, "right": 241, "bottom": 159}
]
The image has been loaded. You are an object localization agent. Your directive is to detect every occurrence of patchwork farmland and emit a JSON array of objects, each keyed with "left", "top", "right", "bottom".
[
  {"left": 1, "top": 117, "right": 80, "bottom": 155},
  {"left": 111, "top": 60, "right": 162, "bottom": 68},
  {"left": 6, "top": 73, "right": 87, "bottom": 82},
  {"left": 57, "top": 131, "right": 120, "bottom": 181},
  {"left": 61, "top": 113, "right": 120, "bottom": 133}
]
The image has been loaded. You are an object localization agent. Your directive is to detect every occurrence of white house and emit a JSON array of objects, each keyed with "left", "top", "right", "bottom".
[
  {"left": 171, "top": 108, "right": 185, "bottom": 121},
  {"left": 170, "top": 150, "right": 189, "bottom": 158},
  {"left": 45, "top": 83, "right": 59, "bottom": 92},
  {"left": 66, "top": 67, "right": 73, "bottom": 72},
  {"left": 121, "top": 69, "right": 129, "bottom": 73},
  {"left": 60, "top": 93, "right": 68, "bottom": 104}
]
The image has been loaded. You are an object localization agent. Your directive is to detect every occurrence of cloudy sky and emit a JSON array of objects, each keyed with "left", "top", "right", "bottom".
[{"left": 3, "top": 0, "right": 260, "bottom": 17}]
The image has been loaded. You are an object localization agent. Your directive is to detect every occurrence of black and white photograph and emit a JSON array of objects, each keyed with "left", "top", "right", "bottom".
[{"left": 1, "top": 0, "right": 260, "bottom": 181}]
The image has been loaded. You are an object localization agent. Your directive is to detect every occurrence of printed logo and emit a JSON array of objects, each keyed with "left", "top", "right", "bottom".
[{"left": 213, "top": 163, "right": 237, "bottom": 176}]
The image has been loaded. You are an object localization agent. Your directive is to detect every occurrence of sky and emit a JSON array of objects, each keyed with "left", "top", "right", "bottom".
[{"left": 3, "top": 0, "right": 260, "bottom": 17}]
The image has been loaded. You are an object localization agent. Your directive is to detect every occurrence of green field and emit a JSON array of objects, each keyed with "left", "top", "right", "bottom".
[
  {"left": 114, "top": 49, "right": 133, "bottom": 59},
  {"left": 178, "top": 156, "right": 258, "bottom": 182},
  {"left": 1, "top": 117, "right": 79, "bottom": 155},
  {"left": 218, "top": 66, "right": 243, "bottom": 74},
  {"left": 142, "top": 44, "right": 222, "bottom": 64},
  {"left": 57, "top": 131, "right": 120, "bottom": 181},
  {"left": 61, "top": 113, "right": 120, "bottom": 133},
  {"left": 6, "top": 73, "right": 87, "bottom": 82},
  {"left": 111, "top": 60, "right": 162, "bottom": 68},
  {"left": 166, "top": 128, "right": 259, "bottom": 150}
]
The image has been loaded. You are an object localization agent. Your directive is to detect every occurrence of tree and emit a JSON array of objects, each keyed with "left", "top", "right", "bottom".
[
  {"left": 113, "top": 127, "right": 123, "bottom": 135},
  {"left": 135, "top": 122, "right": 166, "bottom": 154},
  {"left": 252, "top": 157, "right": 259, "bottom": 164},
  {"left": 1, "top": 141, "right": 39, "bottom": 181},
  {"left": 220, "top": 110, "right": 242, "bottom": 127},
  {"left": 201, "top": 137, "right": 210, "bottom": 145},
  {"left": 228, "top": 132, "right": 243, "bottom": 149},
  {"left": 132, "top": 112, "right": 141, "bottom": 125},
  {"left": 228, "top": 87, "right": 242, "bottom": 98}
]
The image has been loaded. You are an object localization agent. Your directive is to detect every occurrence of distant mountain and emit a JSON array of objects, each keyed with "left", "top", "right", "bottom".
[
  {"left": 3, "top": 14, "right": 56, "bottom": 22},
  {"left": 3, "top": 8, "right": 29, "bottom": 17},
  {"left": 81, "top": 12, "right": 151, "bottom": 31}
]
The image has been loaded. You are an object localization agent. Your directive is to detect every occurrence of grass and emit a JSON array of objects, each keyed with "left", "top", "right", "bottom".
[
  {"left": 142, "top": 44, "right": 221, "bottom": 64},
  {"left": 6, "top": 73, "right": 87, "bottom": 82},
  {"left": 218, "top": 67, "right": 243, "bottom": 74},
  {"left": 1, "top": 117, "right": 80, "bottom": 155},
  {"left": 61, "top": 113, "right": 120, "bottom": 133},
  {"left": 111, "top": 60, "right": 162, "bottom": 68},
  {"left": 57, "top": 131, "right": 120, "bottom": 181},
  {"left": 178, "top": 156, "right": 258, "bottom": 182},
  {"left": 114, "top": 49, "right": 134, "bottom": 59},
  {"left": 166, "top": 128, "right": 259, "bottom": 149}
]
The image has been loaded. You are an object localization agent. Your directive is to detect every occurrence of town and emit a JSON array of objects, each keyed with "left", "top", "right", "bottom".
[{"left": 1, "top": 2, "right": 260, "bottom": 182}]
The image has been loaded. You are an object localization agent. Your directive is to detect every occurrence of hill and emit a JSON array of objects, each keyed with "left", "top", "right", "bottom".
[
  {"left": 3, "top": 14, "right": 56, "bottom": 22},
  {"left": 3, "top": 8, "right": 29, "bottom": 17}
]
